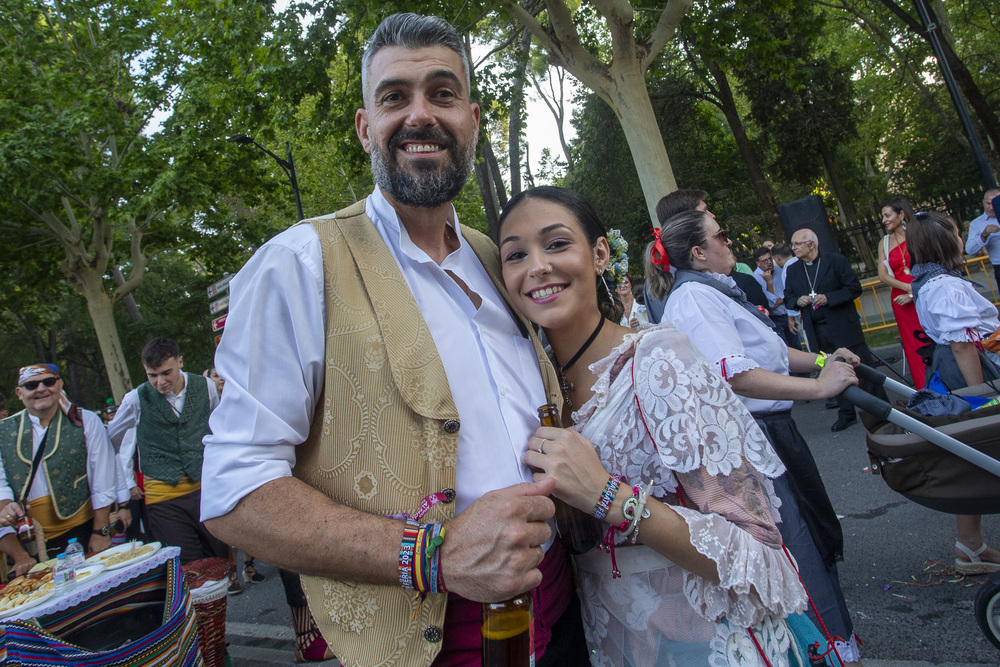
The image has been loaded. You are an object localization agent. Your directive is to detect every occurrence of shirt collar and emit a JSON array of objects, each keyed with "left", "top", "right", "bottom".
[{"left": 369, "top": 186, "right": 466, "bottom": 267}]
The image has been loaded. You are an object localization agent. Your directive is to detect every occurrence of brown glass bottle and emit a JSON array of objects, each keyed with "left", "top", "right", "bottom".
[
  {"left": 16, "top": 506, "right": 34, "bottom": 545},
  {"left": 482, "top": 592, "right": 534, "bottom": 667},
  {"left": 538, "top": 404, "right": 604, "bottom": 554}
]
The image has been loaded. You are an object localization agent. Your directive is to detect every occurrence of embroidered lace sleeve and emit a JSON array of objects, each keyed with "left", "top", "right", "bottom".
[
  {"left": 632, "top": 328, "right": 806, "bottom": 624},
  {"left": 631, "top": 327, "right": 784, "bottom": 479}
]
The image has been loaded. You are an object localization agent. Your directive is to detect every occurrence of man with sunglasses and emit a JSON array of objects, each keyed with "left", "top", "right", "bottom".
[
  {"left": 0, "top": 363, "right": 118, "bottom": 570},
  {"left": 784, "top": 229, "right": 884, "bottom": 431}
]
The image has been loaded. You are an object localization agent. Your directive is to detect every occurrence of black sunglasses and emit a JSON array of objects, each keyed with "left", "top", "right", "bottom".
[{"left": 20, "top": 377, "right": 59, "bottom": 391}]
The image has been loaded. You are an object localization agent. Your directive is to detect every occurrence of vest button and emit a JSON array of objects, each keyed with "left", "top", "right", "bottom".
[
  {"left": 442, "top": 488, "right": 456, "bottom": 503},
  {"left": 442, "top": 419, "right": 460, "bottom": 434},
  {"left": 423, "top": 625, "right": 443, "bottom": 643}
]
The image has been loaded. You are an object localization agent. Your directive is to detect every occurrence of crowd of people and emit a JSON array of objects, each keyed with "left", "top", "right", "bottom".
[{"left": 2, "top": 11, "right": 1000, "bottom": 667}]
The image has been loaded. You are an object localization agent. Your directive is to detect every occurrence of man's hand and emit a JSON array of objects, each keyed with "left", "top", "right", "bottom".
[
  {"left": 829, "top": 348, "right": 861, "bottom": 367},
  {"left": 0, "top": 500, "right": 24, "bottom": 528},
  {"left": 88, "top": 532, "right": 112, "bottom": 554},
  {"left": 812, "top": 293, "right": 828, "bottom": 307},
  {"left": 129, "top": 486, "right": 144, "bottom": 501},
  {"left": 116, "top": 509, "right": 133, "bottom": 532},
  {"left": 439, "top": 479, "right": 555, "bottom": 603},
  {"left": 11, "top": 553, "right": 37, "bottom": 577},
  {"left": 788, "top": 315, "right": 799, "bottom": 334},
  {"left": 983, "top": 224, "right": 1000, "bottom": 240},
  {"left": 796, "top": 294, "right": 812, "bottom": 308}
]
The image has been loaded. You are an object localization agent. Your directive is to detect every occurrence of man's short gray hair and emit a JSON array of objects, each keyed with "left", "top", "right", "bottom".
[
  {"left": 361, "top": 13, "right": 471, "bottom": 108},
  {"left": 794, "top": 228, "right": 819, "bottom": 245}
]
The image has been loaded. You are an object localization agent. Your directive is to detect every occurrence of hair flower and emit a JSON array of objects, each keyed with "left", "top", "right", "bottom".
[{"left": 605, "top": 229, "right": 630, "bottom": 286}]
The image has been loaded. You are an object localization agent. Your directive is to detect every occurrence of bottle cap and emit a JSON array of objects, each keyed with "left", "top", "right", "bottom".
[
  {"left": 68, "top": 538, "right": 78, "bottom": 544},
  {"left": 57, "top": 553, "right": 66, "bottom": 559}
]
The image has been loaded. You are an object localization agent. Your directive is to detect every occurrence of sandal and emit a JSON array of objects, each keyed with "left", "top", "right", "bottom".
[
  {"left": 243, "top": 559, "right": 267, "bottom": 583},
  {"left": 955, "top": 540, "right": 1000, "bottom": 574}
]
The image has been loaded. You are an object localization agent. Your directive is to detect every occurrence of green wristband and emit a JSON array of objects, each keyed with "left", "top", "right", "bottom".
[{"left": 815, "top": 352, "right": 829, "bottom": 368}]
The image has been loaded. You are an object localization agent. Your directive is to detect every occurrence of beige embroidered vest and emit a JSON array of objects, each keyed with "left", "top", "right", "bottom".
[{"left": 294, "top": 201, "right": 561, "bottom": 667}]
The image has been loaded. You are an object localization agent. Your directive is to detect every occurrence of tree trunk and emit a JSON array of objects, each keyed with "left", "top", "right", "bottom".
[
  {"left": 475, "top": 159, "right": 500, "bottom": 240},
  {"left": 509, "top": 7, "right": 536, "bottom": 196},
  {"left": 112, "top": 266, "right": 142, "bottom": 323},
  {"left": 705, "top": 60, "right": 782, "bottom": 239},
  {"left": 818, "top": 138, "right": 877, "bottom": 273},
  {"left": 603, "top": 61, "right": 677, "bottom": 227},
  {"left": 483, "top": 141, "right": 508, "bottom": 209},
  {"left": 76, "top": 271, "right": 133, "bottom": 402}
]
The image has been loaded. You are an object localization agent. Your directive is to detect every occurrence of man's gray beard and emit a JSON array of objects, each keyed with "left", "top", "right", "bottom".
[{"left": 370, "top": 141, "right": 476, "bottom": 208}]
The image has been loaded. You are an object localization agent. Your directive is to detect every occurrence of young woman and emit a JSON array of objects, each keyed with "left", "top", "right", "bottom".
[
  {"left": 616, "top": 274, "right": 648, "bottom": 328},
  {"left": 649, "top": 209, "right": 863, "bottom": 665},
  {"left": 877, "top": 197, "right": 926, "bottom": 388},
  {"left": 909, "top": 211, "right": 1000, "bottom": 574},
  {"left": 498, "top": 187, "right": 807, "bottom": 666}
]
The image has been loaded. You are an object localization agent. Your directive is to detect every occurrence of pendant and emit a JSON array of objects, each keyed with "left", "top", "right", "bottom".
[
  {"left": 904, "top": 267, "right": 910, "bottom": 275},
  {"left": 559, "top": 373, "right": 574, "bottom": 409}
]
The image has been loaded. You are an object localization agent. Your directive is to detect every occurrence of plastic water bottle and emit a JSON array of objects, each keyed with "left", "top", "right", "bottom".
[
  {"left": 65, "top": 537, "right": 85, "bottom": 569},
  {"left": 53, "top": 553, "right": 77, "bottom": 590}
]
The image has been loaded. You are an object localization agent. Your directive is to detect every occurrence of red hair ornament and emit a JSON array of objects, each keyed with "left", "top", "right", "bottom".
[{"left": 650, "top": 228, "right": 670, "bottom": 271}]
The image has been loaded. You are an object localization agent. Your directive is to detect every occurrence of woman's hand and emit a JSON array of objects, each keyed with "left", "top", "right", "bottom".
[
  {"left": 829, "top": 348, "right": 861, "bottom": 367},
  {"left": 524, "top": 427, "right": 610, "bottom": 514},
  {"left": 816, "top": 359, "right": 859, "bottom": 399},
  {"left": 894, "top": 293, "right": 913, "bottom": 305}
]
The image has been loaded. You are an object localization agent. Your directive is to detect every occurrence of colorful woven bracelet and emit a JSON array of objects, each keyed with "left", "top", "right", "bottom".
[
  {"left": 400, "top": 520, "right": 448, "bottom": 594},
  {"left": 593, "top": 475, "right": 622, "bottom": 520},
  {"left": 399, "top": 519, "right": 420, "bottom": 591}
]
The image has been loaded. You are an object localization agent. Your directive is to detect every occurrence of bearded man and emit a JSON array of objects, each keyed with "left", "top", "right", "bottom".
[{"left": 200, "top": 13, "right": 587, "bottom": 667}]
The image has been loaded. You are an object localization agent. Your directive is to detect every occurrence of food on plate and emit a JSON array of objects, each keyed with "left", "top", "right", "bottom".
[
  {"left": 100, "top": 544, "right": 156, "bottom": 567},
  {"left": 0, "top": 574, "right": 54, "bottom": 614}
]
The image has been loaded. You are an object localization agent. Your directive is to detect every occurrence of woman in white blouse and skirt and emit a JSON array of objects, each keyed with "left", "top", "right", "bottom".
[
  {"left": 908, "top": 211, "right": 1000, "bottom": 574},
  {"left": 498, "top": 187, "right": 808, "bottom": 666},
  {"left": 648, "top": 209, "right": 864, "bottom": 665}
]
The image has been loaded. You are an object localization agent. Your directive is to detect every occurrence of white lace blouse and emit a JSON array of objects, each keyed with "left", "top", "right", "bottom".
[
  {"left": 915, "top": 274, "right": 1000, "bottom": 344},
  {"left": 663, "top": 275, "right": 792, "bottom": 414},
  {"left": 571, "top": 326, "right": 808, "bottom": 666}
]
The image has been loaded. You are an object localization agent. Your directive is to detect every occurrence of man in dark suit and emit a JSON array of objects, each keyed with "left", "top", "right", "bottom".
[{"left": 784, "top": 228, "right": 885, "bottom": 431}]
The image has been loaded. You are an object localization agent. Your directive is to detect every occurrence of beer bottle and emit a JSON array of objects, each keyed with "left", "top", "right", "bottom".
[
  {"left": 538, "top": 404, "right": 604, "bottom": 554},
  {"left": 482, "top": 592, "right": 534, "bottom": 667}
]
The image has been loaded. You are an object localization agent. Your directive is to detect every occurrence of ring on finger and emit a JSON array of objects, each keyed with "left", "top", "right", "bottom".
[
  {"left": 535, "top": 545, "right": 545, "bottom": 566},
  {"left": 537, "top": 437, "right": 549, "bottom": 454}
]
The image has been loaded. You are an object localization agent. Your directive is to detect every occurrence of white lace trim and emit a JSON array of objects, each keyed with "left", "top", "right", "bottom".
[
  {"left": 676, "top": 504, "right": 808, "bottom": 626},
  {"left": 939, "top": 329, "right": 982, "bottom": 344},
  {"left": 716, "top": 354, "right": 760, "bottom": 380}
]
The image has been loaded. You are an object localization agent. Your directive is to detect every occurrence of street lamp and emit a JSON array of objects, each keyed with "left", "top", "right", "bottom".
[{"left": 227, "top": 135, "right": 305, "bottom": 221}]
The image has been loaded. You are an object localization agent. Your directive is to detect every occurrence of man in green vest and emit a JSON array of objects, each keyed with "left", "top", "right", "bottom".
[
  {"left": 107, "top": 338, "right": 227, "bottom": 564},
  {"left": 0, "top": 363, "right": 118, "bottom": 572}
]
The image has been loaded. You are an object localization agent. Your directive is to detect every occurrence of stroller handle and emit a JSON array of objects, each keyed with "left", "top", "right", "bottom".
[
  {"left": 842, "top": 385, "right": 891, "bottom": 420},
  {"left": 852, "top": 362, "right": 916, "bottom": 397}
]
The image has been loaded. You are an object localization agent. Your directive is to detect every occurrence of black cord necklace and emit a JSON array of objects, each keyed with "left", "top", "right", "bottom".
[{"left": 555, "top": 316, "right": 605, "bottom": 408}]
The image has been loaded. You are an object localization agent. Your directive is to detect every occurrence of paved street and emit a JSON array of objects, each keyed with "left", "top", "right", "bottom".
[{"left": 221, "top": 348, "right": 1000, "bottom": 665}]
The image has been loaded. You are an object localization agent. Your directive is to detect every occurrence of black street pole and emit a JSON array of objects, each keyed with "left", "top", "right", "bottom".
[
  {"left": 912, "top": 0, "right": 997, "bottom": 189},
  {"left": 227, "top": 135, "right": 305, "bottom": 220}
]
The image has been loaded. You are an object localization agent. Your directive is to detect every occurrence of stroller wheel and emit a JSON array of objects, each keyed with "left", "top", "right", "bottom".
[{"left": 974, "top": 572, "right": 1000, "bottom": 650}]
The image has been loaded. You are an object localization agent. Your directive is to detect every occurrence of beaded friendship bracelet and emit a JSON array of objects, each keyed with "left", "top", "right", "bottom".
[
  {"left": 399, "top": 519, "right": 448, "bottom": 594},
  {"left": 593, "top": 475, "right": 622, "bottom": 519}
]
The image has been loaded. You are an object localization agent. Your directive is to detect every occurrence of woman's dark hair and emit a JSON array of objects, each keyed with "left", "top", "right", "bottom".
[
  {"left": 907, "top": 211, "right": 963, "bottom": 271},
  {"left": 644, "top": 210, "right": 711, "bottom": 300},
  {"left": 882, "top": 196, "right": 914, "bottom": 225},
  {"left": 498, "top": 186, "right": 624, "bottom": 323}
]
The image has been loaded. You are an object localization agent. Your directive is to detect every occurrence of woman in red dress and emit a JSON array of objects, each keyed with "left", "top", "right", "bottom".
[{"left": 877, "top": 197, "right": 927, "bottom": 388}]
